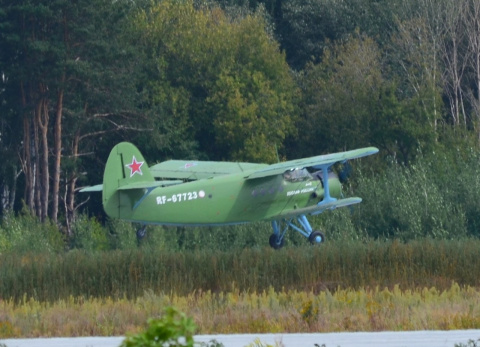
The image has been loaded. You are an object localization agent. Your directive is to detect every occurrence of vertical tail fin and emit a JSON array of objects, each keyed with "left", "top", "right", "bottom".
[{"left": 102, "top": 142, "right": 154, "bottom": 218}]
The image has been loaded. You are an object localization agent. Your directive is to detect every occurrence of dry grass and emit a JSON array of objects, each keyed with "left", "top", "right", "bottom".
[{"left": 1, "top": 283, "right": 480, "bottom": 338}]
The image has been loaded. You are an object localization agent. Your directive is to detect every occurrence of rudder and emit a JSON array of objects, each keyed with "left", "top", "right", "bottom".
[{"left": 102, "top": 142, "right": 154, "bottom": 219}]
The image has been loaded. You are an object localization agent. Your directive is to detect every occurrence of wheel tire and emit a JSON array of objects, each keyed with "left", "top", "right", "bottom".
[
  {"left": 308, "top": 231, "right": 325, "bottom": 245},
  {"left": 269, "top": 233, "right": 285, "bottom": 249},
  {"left": 136, "top": 226, "right": 147, "bottom": 240}
]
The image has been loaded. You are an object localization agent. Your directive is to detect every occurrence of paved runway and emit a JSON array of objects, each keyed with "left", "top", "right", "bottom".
[{"left": 2, "top": 330, "right": 480, "bottom": 347}]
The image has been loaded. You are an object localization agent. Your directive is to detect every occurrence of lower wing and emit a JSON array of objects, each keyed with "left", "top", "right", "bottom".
[{"left": 275, "top": 197, "right": 362, "bottom": 219}]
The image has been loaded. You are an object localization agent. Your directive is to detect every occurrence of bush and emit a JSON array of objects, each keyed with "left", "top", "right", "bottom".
[
  {"left": 352, "top": 159, "right": 468, "bottom": 241},
  {"left": 69, "top": 214, "right": 109, "bottom": 251},
  {"left": 0, "top": 208, "right": 64, "bottom": 254},
  {"left": 120, "top": 306, "right": 198, "bottom": 347},
  {"left": 455, "top": 339, "right": 480, "bottom": 347},
  {"left": 105, "top": 219, "right": 138, "bottom": 250},
  {"left": 0, "top": 224, "right": 8, "bottom": 253},
  {"left": 120, "top": 306, "right": 225, "bottom": 347},
  {"left": 432, "top": 149, "right": 480, "bottom": 238}
]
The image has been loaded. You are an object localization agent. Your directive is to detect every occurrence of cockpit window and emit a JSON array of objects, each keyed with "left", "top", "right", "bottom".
[{"left": 283, "top": 168, "right": 312, "bottom": 182}]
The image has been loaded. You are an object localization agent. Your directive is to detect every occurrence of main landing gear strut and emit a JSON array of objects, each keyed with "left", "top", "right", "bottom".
[{"left": 269, "top": 215, "right": 325, "bottom": 249}]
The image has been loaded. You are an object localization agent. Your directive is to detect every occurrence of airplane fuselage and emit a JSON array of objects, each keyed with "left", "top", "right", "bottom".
[
  {"left": 111, "top": 170, "right": 341, "bottom": 226},
  {"left": 81, "top": 142, "right": 377, "bottom": 247}
]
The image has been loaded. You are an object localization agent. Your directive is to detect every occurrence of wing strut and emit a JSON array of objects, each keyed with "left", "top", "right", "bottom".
[{"left": 318, "top": 164, "right": 336, "bottom": 205}]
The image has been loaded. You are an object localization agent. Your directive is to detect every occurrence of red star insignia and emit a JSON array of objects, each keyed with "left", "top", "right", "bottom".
[
  {"left": 126, "top": 156, "right": 144, "bottom": 177},
  {"left": 184, "top": 162, "right": 197, "bottom": 169}
]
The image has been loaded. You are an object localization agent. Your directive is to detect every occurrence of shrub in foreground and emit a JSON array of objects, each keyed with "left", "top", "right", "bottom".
[{"left": 121, "top": 306, "right": 198, "bottom": 347}]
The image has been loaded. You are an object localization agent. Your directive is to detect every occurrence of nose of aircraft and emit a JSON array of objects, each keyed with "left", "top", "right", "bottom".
[{"left": 312, "top": 170, "right": 342, "bottom": 202}]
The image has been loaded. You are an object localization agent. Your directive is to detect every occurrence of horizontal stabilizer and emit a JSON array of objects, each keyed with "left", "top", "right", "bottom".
[
  {"left": 117, "top": 180, "right": 183, "bottom": 190},
  {"left": 79, "top": 180, "right": 182, "bottom": 193},
  {"left": 277, "top": 197, "right": 362, "bottom": 219},
  {"left": 79, "top": 184, "right": 103, "bottom": 193}
]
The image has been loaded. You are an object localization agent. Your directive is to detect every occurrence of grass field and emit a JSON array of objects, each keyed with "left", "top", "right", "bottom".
[
  {"left": 1, "top": 239, "right": 480, "bottom": 338},
  {"left": 2, "top": 239, "right": 480, "bottom": 302},
  {"left": 1, "top": 283, "right": 480, "bottom": 338}
]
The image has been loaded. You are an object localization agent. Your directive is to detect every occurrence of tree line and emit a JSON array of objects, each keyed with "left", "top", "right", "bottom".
[{"left": 0, "top": 0, "right": 479, "bottom": 236}]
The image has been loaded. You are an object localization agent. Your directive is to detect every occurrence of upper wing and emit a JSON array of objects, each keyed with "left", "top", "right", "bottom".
[
  {"left": 246, "top": 147, "right": 378, "bottom": 180},
  {"left": 79, "top": 159, "right": 268, "bottom": 192},
  {"left": 150, "top": 160, "right": 268, "bottom": 180}
]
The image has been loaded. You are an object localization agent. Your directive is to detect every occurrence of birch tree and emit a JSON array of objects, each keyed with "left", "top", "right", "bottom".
[{"left": 465, "top": 0, "right": 480, "bottom": 142}]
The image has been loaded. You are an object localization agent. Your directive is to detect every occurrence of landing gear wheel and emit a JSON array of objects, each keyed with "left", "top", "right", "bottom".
[
  {"left": 269, "top": 233, "right": 285, "bottom": 249},
  {"left": 308, "top": 231, "right": 325, "bottom": 245},
  {"left": 136, "top": 226, "right": 147, "bottom": 240}
]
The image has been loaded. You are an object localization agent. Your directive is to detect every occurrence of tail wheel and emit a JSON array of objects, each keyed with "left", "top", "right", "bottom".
[
  {"left": 308, "top": 231, "right": 325, "bottom": 245},
  {"left": 136, "top": 225, "right": 147, "bottom": 240},
  {"left": 269, "top": 233, "right": 285, "bottom": 249}
]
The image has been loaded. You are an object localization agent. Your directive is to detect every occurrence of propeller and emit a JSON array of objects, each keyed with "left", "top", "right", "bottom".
[
  {"left": 338, "top": 161, "right": 352, "bottom": 183},
  {"left": 336, "top": 161, "right": 356, "bottom": 214}
]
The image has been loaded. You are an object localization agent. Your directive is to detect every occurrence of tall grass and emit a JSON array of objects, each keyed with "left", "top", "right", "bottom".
[
  {"left": 1, "top": 239, "right": 480, "bottom": 302},
  {"left": 2, "top": 283, "right": 480, "bottom": 337}
]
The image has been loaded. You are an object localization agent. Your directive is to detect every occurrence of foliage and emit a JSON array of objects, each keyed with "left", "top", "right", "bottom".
[
  {"left": 121, "top": 306, "right": 197, "bottom": 347},
  {"left": 425, "top": 146, "right": 480, "bottom": 238},
  {"left": 294, "top": 34, "right": 437, "bottom": 164},
  {"left": 456, "top": 340, "right": 480, "bottom": 347},
  {"left": 0, "top": 0, "right": 144, "bottom": 225},
  {"left": 132, "top": 0, "right": 297, "bottom": 162},
  {"left": 106, "top": 219, "right": 140, "bottom": 251},
  {"left": 68, "top": 214, "right": 109, "bottom": 251},
  {"left": 353, "top": 148, "right": 480, "bottom": 239},
  {"left": 277, "top": 0, "right": 402, "bottom": 70},
  {"left": 245, "top": 338, "right": 284, "bottom": 347},
  {"left": 0, "top": 208, "right": 64, "bottom": 254},
  {"left": 353, "top": 162, "right": 466, "bottom": 240}
]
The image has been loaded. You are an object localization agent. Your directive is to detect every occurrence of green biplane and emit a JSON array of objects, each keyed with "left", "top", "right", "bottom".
[{"left": 81, "top": 142, "right": 378, "bottom": 249}]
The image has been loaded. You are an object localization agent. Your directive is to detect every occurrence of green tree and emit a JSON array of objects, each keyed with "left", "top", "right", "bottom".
[
  {"left": 0, "top": 0, "right": 144, "bottom": 228},
  {"left": 0, "top": 70, "right": 22, "bottom": 214},
  {"left": 296, "top": 34, "right": 436, "bottom": 165},
  {"left": 398, "top": 0, "right": 480, "bottom": 141},
  {"left": 278, "top": 0, "right": 403, "bottom": 70},
  {"left": 133, "top": 0, "right": 297, "bottom": 162},
  {"left": 0, "top": 1, "right": 64, "bottom": 222},
  {"left": 391, "top": 16, "right": 445, "bottom": 135}
]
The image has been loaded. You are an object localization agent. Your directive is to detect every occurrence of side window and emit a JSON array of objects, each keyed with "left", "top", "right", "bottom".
[{"left": 283, "top": 168, "right": 312, "bottom": 182}]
